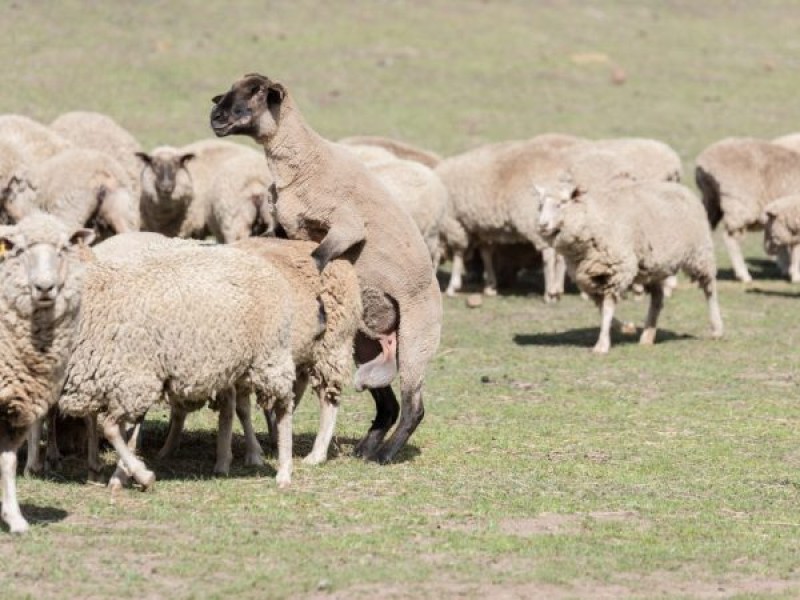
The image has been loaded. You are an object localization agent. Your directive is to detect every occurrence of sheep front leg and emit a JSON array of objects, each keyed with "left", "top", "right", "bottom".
[
  {"left": 701, "top": 278, "right": 724, "bottom": 339},
  {"left": 273, "top": 399, "right": 293, "bottom": 489},
  {"left": 158, "top": 406, "right": 187, "bottom": 460},
  {"left": 86, "top": 415, "right": 103, "bottom": 483},
  {"left": 445, "top": 251, "right": 465, "bottom": 297},
  {"left": 103, "top": 418, "right": 154, "bottom": 491},
  {"left": 593, "top": 295, "right": 616, "bottom": 354},
  {"left": 639, "top": 284, "right": 664, "bottom": 345},
  {"left": 303, "top": 390, "right": 339, "bottom": 466},
  {"left": 722, "top": 229, "right": 752, "bottom": 282},
  {"left": 1, "top": 428, "right": 29, "bottom": 533},
  {"left": 790, "top": 244, "right": 800, "bottom": 283},
  {"left": 310, "top": 206, "right": 366, "bottom": 272},
  {"left": 234, "top": 391, "right": 264, "bottom": 467},
  {"left": 541, "top": 247, "right": 558, "bottom": 303},
  {"left": 214, "top": 389, "right": 235, "bottom": 476},
  {"left": 374, "top": 382, "right": 424, "bottom": 465},
  {"left": 45, "top": 408, "right": 62, "bottom": 471},
  {"left": 354, "top": 386, "right": 399, "bottom": 459},
  {"left": 24, "top": 417, "right": 44, "bottom": 477},
  {"left": 479, "top": 246, "right": 498, "bottom": 296}
]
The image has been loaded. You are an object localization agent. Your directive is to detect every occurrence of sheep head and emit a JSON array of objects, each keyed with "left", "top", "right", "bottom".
[
  {"left": 536, "top": 181, "right": 585, "bottom": 243},
  {"left": 210, "top": 73, "right": 286, "bottom": 142}
]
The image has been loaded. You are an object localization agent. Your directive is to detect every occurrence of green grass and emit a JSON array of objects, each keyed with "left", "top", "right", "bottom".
[{"left": 3, "top": 1, "right": 800, "bottom": 598}]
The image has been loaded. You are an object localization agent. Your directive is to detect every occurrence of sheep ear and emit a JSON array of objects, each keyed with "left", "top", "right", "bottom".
[
  {"left": 135, "top": 152, "right": 152, "bottom": 166},
  {"left": 211, "top": 94, "right": 223, "bottom": 105},
  {"left": 0, "top": 226, "right": 20, "bottom": 257},
  {"left": 179, "top": 153, "right": 196, "bottom": 167},
  {"left": 69, "top": 228, "right": 95, "bottom": 248},
  {"left": 266, "top": 82, "right": 286, "bottom": 109}
]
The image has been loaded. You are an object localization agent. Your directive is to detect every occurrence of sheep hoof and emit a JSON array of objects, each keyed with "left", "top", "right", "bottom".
[
  {"left": 620, "top": 322, "right": 637, "bottom": 335},
  {"left": 213, "top": 464, "right": 230, "bottom": 477},
  {"left": 543, "top": 293, "right": 560, "bottom": 304},
  {"left": 591, "top": 344, "right": 610, "bottom": 354},
  {"left": 23, "top": 464, "right": 43, "bottom": 479},
  {"left": 711, "top": 328, "right": 724, "bottom": 340},
  {"left": 276, "top": 473, "right": 291, "bottom": 489},
  {"left": 244, "top": 452, "right": 265, "bottom": 467},
  {"left": 5, "top": 515, "right": 30, "bottom": 535},
  {"left": 302, "top": 453, "right": 326, "bottom": 466},
  {"left": 445, "top": 288, "right": 457, "bottom": 298},
  {"left": 135, "top": 470, "right": 156, "bottom": 491},
  {"left": 483, "top": 286, "right": 497, "bottom": 297},
  {"left": 373, "top": 449, "right": 395, "bottom": 465}
]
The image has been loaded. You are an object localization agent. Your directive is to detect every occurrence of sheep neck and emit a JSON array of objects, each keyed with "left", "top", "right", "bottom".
[{"left": 263, "top": 102, "right": 326, "bottom": 192}]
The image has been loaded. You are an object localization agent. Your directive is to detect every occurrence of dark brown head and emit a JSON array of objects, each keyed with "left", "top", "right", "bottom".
[
  {"left": 135, "top": 148, "right": 195, "bottom": 199},
  {"left": 210, "top": 73, "right": 286, "bottom": 141}
]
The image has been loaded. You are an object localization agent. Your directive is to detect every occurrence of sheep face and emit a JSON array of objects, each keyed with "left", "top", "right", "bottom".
[
  {"left": 537, "top": 184, "right": 579, "bottom": 242},
  {"left": 0, "top": 173, "right": 34, "bottom": 224},
  {"left": 0, "top": 214, "right": 93, "bottom": 316},
  {"left": 137, "top": 150, "right": 194, "bottom": 206},
  {"left": 210, "top": 74, "right": 286, "bottom": 142}
]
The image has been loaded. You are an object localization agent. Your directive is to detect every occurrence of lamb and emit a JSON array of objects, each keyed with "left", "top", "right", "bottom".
[
  {"left": 537, "top": 180, "right": 723, "bottom": 353},
  {"left": 343, "top": 144, "right": 447, "bottom": 267},
  {"left": 6, "top": 147, "right": 139, "bottom": 239},
  {"left": 58, "top": 233, "right": 297, "bottom": 488},
  {"left": 136, "top": 139, "right": 253, "bottom": 237},
  {"left": 435, "top": 134, "right": 586, "bottom": 300},
  {"left": 762, "top": 195, "right": 800, "bottom": 282},
  {"left": 50, "top": 111, "right": 143, "bottom": 195},
  {"left": 338, "top": 135, "right": 442, "bottom": 168},
  {"left": 0, "top": 213, "right": 93, "bottom": 533},
  {"left": 0, "top": 115, "right": 72, "bottom": 161},
  {"left": 207, "top": 150, "right": 276, "bottom": 242},
  {"left": 211, "top": 73, "right": 442, "bottom": 464},
  {"left": 695, "top": 137, "right": 800, "bottom": 282}
]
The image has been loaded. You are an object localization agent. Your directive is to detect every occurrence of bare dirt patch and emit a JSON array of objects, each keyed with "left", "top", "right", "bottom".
[{"left": 500, "top": 510, "right": 647, "bottom": 536}]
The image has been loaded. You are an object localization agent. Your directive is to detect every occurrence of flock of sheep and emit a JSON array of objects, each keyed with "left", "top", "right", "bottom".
[{"left": 0, "top": 72, "right": 797, "bottom": 534}]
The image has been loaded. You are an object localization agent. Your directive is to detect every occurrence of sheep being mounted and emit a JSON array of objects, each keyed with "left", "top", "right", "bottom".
[{"left": 210, "top": 73, "right": 442, "bottom": 464}]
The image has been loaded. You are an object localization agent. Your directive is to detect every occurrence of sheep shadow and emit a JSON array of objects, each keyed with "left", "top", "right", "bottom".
[
  {"left": 746, "top": 287, "right": 800, "bottom": 298},
  {"left": 513, "top": 327, "right": 694, "bottom": 348},
  {"left": 0, "top": 504, "right": 68, "bottom": 531},
  {"left": 717, "top": 258, "right": 783, "bottom": 282}
]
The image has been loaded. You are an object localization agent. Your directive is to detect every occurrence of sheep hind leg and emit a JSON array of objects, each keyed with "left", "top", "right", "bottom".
[
  {"left": 157, "top": 406, "right": 187, "bottom": 460},
  {"left": 1, "top": 428, "right": 30, "bottom": 533},
  {"left": 273, "top": 398, "right": 293, "bottom": 489},
  {"left": 353, "top": 386, "right": 399, "bottom": 460},
  {"left": 266, "top": 376, "right": 308, "bottom": 452},
  {"left": 23, "top": 417, "right": 45, "bottom": 477},
  {"left": 701, "top": 277, "right": 724, "bottom": 339},
  {"left": 214, "top": 389, "right": 236, "bottom": 476},
  {"left": 722, "top": 229, "right": 752, "bottom": 282},
  {"left": 789, "top": 244, "right": 800, "bottom": 283},
  {"left": 303, "top": 387, "right": 339, "bottom": 466},
  {"left": 235, "top": 390, "right": 264, "bottom": 467},
  {"left": 104, "top": 418, "right": 154, "bottom": 492},
  {"left": 639, "top": 284, "right": 664, "bottom": 346},
  {"left": 373, "top": 381, "right": 424, "bottom": 465},
  {"left": 86, "top": 415, "right": 103, "bottom": 484},
  {"left": 541, "top": 247, "right": 560, "bottom": 303},
  {"left": 593, "top": 295, "right": 616, "bottom": 354},
  {"left": 445, "top": 251, "right": 465, "bottom": 297},
  {"left": 45, "top": 408, "right": 62, "bottom": 472},
  {"left": 479, "top": 246, "right": 498, "bottom": 296}
]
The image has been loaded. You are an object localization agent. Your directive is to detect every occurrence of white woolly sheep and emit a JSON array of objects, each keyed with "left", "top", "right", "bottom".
[
  {"left": 763, "top": 194, "right": 800, "bottom": 282},
  {"left": 136, "top": 139, "right": 253, "bottom": 237},
  {"left": 0, "top": 213, "right": 93, "bottom": 533},
  {"left": 772, "top": 134, "right": 800, "bottom": 154},
  {"left": 537, "top": 181, "right": 723, "bottom": 353},
  {"left": 339, "top": 135, "right": 442, "bottom": 168},
  {"left": 695, "top": 137, "right": 800, "bottom": 282},
  {"left": 58, "top": 234, "right": 297, "bottom": 489},
  {"left": 0, "top": 141, "right": 35, "bottom": 225},
  {"left": 0, "top": 115, "right": 72, "bottom": 161},
  {"left": 211, "top": 74, "right": 442, "bottom": 464},
  {"left": 7, "top": 147, "right": 139, "bottom": 239},
  {"left": 50, "top": 111, "right": 143, "bottom": 195}
]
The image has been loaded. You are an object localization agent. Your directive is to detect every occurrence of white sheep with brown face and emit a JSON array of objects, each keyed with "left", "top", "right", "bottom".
[
  {"left": 0, "top": 213, "right": 93, "bottom": 533},
  {"left": 537, "top": 180, "right": 723, "bottom": 354}
]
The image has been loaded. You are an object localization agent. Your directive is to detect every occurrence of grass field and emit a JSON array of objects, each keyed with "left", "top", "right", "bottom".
[{"left": 4, "top": 1, "right": 800, "bottom": 598}]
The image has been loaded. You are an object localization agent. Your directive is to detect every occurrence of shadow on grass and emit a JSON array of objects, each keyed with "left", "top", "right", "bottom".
[
  {"left": 746, "top": 287, "right": 800, "bottom": 298},
  {"left": 718, "top": 257, "right": 783, "bottom": 282},
  {"left": 513, "top": 327, "right": 695, "bottom": 348},
  {"left": 16, "top": 504, "right": 68, "bottom": 528}
]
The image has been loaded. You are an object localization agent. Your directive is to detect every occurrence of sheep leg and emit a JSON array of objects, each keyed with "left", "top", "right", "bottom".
[
  {"left": 303, "top": 389, "right": 339, "bottom": 466},
  {"left": 479, "top": 246, "right": 498, "bottom": 296},
  {"left": 374, "top": 382, "right": 425, "bottom": 465},
  {"left": 663, "top": 274, "right": 678, "bottom": 298},
  {"left": 353, "top": 332, "right": 398, "bottom": 392},
  {"left": 109, "top": 419, "right": 142, "bottom": 491},
  {"left": 790, "top": 244, "right": 800, "bottom": 283},
  {"left": 722, "top": 229, "right": 752, "bottom": 282},
  {"left": 86, "top": 415, "right": 103, "bottom": 483},
  {"left": 639, "top": 284, "right": 664, "bottom": 345},
  {"left": 353, "top": 386, "right": 399, "bottom": 459},
  {"left": 266, "top": 376, "right": 308, "bottom": 451},
  {"left": 0, "top": 428, "right": 29, "bottom": 534},
  {"left": 104, "top": 418, "right": 154, "bottom": 491},
  {"left": 553, "top": 252, "right": 567, "bottom": 297},
  {"left": 541, "top": 247, "right": 558, "bottom": 303},
  {"left": 593, "top": 295, "right": 616, "bottom": 354},
  {"left": 235, "top": 391, "right": 264, "bottom": 467},
  {"left": 776, "top": 246, "right": 791, "bottom": 277},
  {"left": 158, "top": 406, "right": 187, "bottom": 459},
  {"left": 310, "top": 207, "right": 366, "bottom": 272},
  {"left": 273, "top": 399, "right": 293, "bottom": 488},
  {"left": 45, "top": 408, "right": 62, "bottom": 471},
  {"left": 701, "top": 277, "right": 724, "bottom": 339},
  {"left": 214, "top": 389, "right": 235, "bottom": 476},
  {"left": 23, "top": 417, "right": 45, "bottom": 477},
  {"left": 445, "top": 251, "right": 465, "bottom": 296}
]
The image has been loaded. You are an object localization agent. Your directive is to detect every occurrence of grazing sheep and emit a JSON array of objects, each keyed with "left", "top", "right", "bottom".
[
  {"left": 136, "top": 139, "right": 252, "bottom": 237},
  {"left": 7, "top": 148, "right": 139, "bottom": 239},
  {"left": 537, "top": 181, "right": 723, "bottom": 353},
  {"left": 0, "top": 115, "right": 72, "bottom": 161},
  {"left": 50, "top": 111, "right": 143, "bottom": 194},
  {"left": 763, "top": 194, "right": 800, "bottom": 282},
  {"left": 211, "top": 73, "right": 442, "bottom": 464},
  {"left": 207, "top": 151, "right": 276, "bottom": 243},
  {"left": 58, "top": 234, "right": 297, "bottom": 489},
  {"left": 344, "top": 144, "right": 447, "bottom": 267},
  {"left": 435, "top": 134, "right": 585, "bottom": 300},
  {"left": 0, "top": 213, "right": 93, "bottom": 533},
  {"left": 339, "top": 135, "right": 442, "bottom": 168},
  {"left": 695, "top": 137, "right": 800, "bottom": 282}
]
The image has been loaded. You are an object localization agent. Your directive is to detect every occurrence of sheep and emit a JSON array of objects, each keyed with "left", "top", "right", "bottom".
[
  {"left": 695, "top": 137, "right": 800, "bottom": 282},
  {"left": 211, "top": 73, "right": 442, "bottom": 464},
  {"left": 762, "top": 194, "right": 800, "bottom": 282},
  {"left": 50, "top": 111, "right": 143, "bottom": 195},
  {"left": 339, "top": 135, "right": 442, "bottom": 168},
  {"left": 0, "top": 213, "right": 93, "bottom": 533},
  {"left": 207, "top": 151, "right": 277, "bottom": 243},
  {"left": 772, "top": 134, "right": 800, "bottom": 153},
  {"left": 537, "top": 180, "right": 723, "bottom": 353},
  {"left": 0, "top": 115, "right": 72, "bottom": 161},
  {"left": 0, "top": 141, "right": 35, "bottom": 225},
  {"left": 58, "top": 233, "right": 298, "bottom": 489},
  {"left": 343, "top": 144, "right": 447, "bottom": 267},
  {"left": 6, "top": 147, "right": 139, "bottom": 239},
  {"left": 435, "top": 134, "right": 586, "bottom": 300},
  {"left": 136, "top": 139, "right": 253, "bottom": 237}
]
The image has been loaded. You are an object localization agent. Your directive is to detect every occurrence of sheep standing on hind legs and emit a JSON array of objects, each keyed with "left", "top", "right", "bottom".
[
  {"left": 537, "top": 181, "right": 723, "bottom": 354},
  {"left": 211, "top": 73, "right": 442, "bottom": 464},
  {"left": 0, "top": 214, "right": 93, "bottom": 533}
]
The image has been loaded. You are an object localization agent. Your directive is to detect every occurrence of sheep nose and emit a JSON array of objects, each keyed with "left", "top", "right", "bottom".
[{"left": 35, "top": 282, "right": 55, "bottom": 295}]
